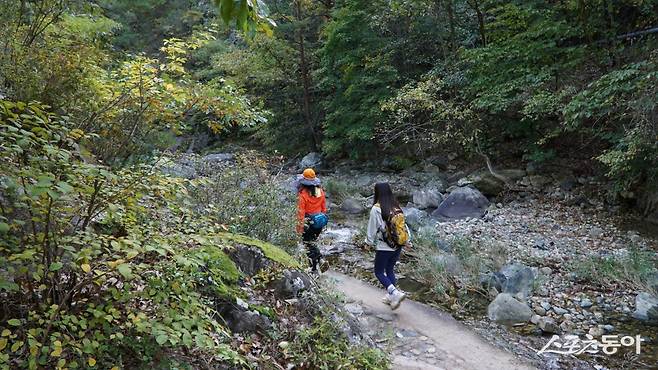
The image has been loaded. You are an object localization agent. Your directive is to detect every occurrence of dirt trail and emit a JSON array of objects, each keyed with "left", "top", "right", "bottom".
[{"left": 325, "top": 271, "right": 537, "bottom": 370}]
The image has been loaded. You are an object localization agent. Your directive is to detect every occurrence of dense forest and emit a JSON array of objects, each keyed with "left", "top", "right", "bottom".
[{"left": 1, "top": 0, "right": 657, "bottom": 369}]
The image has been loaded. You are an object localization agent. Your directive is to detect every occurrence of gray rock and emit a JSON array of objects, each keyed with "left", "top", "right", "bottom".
[
  {"left": 299, "top": 152, "right": 322, "bottom": 170},
  {"left": 633, "top": 292, "right": 658, "bottom": 324},
  {"left": 412, "top": 189, "right": 443, "bottom": 209},
  {"left": 553, "top": 307, "right": 568, "bottom": 315},
  {"left": 487, "top": 293, "right": 533, "bottom": 325},
  {"left": 526, "top": 175, "right": 551, "bottom": 189},
  {"left": 538, "top": 317, "right": 560, "bottom": 334},
  {"left": 463, "top": 169, "right": 526, "bottom": 196},
  {"left": 588, "top": 326, "right": 605, "bottom": 337},
  {"left": 402, "top": 207, "right": 428, "bottom": 231},
  {"left": 580, "top": 298, "right": 593, "bottom": 309},
  {"left": 202, "top": 152, "right": 235, "bottom": 163},
  {"left": 539, "top": 267, "right": 553, "bottom": 275},
  {"left": 345, "top": 303, "right": 364, "bottom": 316},
  {"left": 499, "top": 263, "right": 537, "bottom": 299},
  {"left": 480, "top": 272, "right": 506, "bottom": 292},
  {"left": 229, "top": 245, "right": 271, "bottom": 276},
  {"left": 534, "top": 306, "right": 547, "bottom": 316},
  {"left": 432, "top": 187, "right": 490, "bottom": 220},
  {"left": 275, "top": 269, "right": 311, "bottom": 298},
  {"left": 603, "top": 324, "right": 614, "bottom": 332},
  {"left": 341, "top": 198, "right": 366, "bottom": 214},
  {"left": 218, "top": 305, "right": 272, "bottom": 334},
  {"left": 161, "top": 162, "right": 197, "bottom": 179},
  {"left": 589, "top": 226, "right": 604, "bottom": 238}
]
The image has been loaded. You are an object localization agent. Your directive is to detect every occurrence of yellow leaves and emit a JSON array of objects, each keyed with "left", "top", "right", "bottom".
[
  {"left": 68, "top": 128, "right": 85, "bottom": 140},
  {"left": 88, "top": 357, "right": 97, "bottom": 366},
  {"left": 50, "top": 340, "right": 63, "bottom": 357},
  {"left": 81, "top": 263, "right": 91, "bottom": 273},
  {"left": 107, "top": 259, "right": 125, "bottom": 269},
  {"left": 1, "top": 329, "right": 10, "bottom": 337},
  {"left": 0, "top": 338, "right": 7, "bottom": 351}
]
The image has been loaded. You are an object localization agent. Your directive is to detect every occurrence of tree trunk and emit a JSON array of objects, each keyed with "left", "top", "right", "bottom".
[{"left": 294, "top": 0, "right": 321, "bottom": 151}]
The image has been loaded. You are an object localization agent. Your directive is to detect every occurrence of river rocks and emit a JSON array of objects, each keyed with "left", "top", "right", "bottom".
[
  {"left": 580, "top": 298, "right": 593, "bottom": 309},
  {"left": 553, "top": 307, "right": 568, "bottom": 315},
  {"left": 412, "top": 189, "right": 443, "bottom": 209},
  {"left": 341, "top": 198, "right": 366, "bottom": 214},
  {"left": 299, "top": 152, "right": 322, "bottom": 170},
  {"left": 499, "top": 263, "right": 537, "bottom": 299},
  {"left": 632, "top": 292, "right": 658, "bottom": 325},
  {"left": 487, "top": 293, "right": 533, "bottom": 325},
  {"left": 538, "top": 317, "right": 560, "bottom": 334},
  {"left": 432, "top": 187, "right": 490, "bottom": 220},
  {"left": 402, "top": 207, "right": 429, "bottom": 231}
]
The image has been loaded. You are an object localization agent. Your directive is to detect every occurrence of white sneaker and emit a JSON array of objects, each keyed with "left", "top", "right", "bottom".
[
  {"left": 381, "top": 294, "right": 391, "bottom": 304},
  {"left": 389, "top": 289, "right": 406, "bottom": 310}
]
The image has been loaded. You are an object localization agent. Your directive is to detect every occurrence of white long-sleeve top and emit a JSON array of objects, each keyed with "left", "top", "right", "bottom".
[{"left": 366, "top": 205, "right": 413, "bottom": 252}]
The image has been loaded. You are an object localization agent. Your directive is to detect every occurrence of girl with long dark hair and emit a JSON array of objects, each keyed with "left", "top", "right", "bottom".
[{"left": 366, "top": 182, "right": 408, "bottom": 309}]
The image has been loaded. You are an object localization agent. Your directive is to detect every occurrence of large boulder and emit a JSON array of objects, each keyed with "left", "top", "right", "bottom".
[
  {"left": 341, "top": 198, "right": 366, "bottom": 214},
  {"left": 633, "top": 292, "right": 658, "bottom": 325},
  {"left": 499, "top": 263, "right": 537, "bottom": 299},
  {"left": 412, "top": 189, "right": 443, "bottom": 209},
  {"left": 487, "top": 293, "right": 533, "bottom": 325},
  {"left": 461, "top": 169, "right": 526, "bottom": 196},
  {"left": 274, "top": 269, "right": 312, "bottom": 298},
  {"left": 402, "top": 207, "right": 428, "bottom": 231},
  {"left": 299, "top": 152, "right": 322, "bottom": 170},
  {"left": 431, "top": 186, "right": 490, "bottom": 220}
]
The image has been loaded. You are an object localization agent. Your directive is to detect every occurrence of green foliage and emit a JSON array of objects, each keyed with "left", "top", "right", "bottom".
[
  {"left": 319, "top": 0, "right": 398, "bottom": 157},
  {"left": 564, "top": 57, "right": 658, "bottom": 191},
  {"left": 191, "top": 164, "right": 299, "bottom": 254},
  {"left": 289, "top": 316, "right": 388, "bottom": 369},
  {"left": 0, "top": 101, "right": 283, "bottom": 368},
  {"left": 568, "top": 248, "right": 658, "bottom": 295},
  {"left": 408, "top": 231, "right": 507, "bottom": 304}
]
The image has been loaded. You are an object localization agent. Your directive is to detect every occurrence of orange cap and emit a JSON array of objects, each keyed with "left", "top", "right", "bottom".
[{"left": 303, "top": 168, "right": 316, "bottom": 179}]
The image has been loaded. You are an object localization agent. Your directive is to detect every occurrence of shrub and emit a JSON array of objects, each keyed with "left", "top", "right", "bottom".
[
  {"left": 568, "top": 248, "right": 658, "bottom": 295},
  {"left": 190, "top": 164, "right": 299, "bottom": 255},
  {"left": 0, "top": 101, "right": 251, "bottom": 368}
]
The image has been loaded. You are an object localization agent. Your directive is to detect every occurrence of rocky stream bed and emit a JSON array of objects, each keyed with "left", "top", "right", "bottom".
[{"left": 302, "top": 154, "right": 658, "bottom": 370}]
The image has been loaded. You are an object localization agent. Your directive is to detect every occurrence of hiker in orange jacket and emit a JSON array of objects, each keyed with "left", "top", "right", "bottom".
[{"left": 296, "top": 168, "right": 328, "bottom": 273}]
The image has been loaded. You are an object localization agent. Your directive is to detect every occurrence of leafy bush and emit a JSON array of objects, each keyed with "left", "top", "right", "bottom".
[
  {"left": 190, "top": 162, "right": 299, "bottom": 254},
  {"left": 0, "top": 101, "right": 254, "bottom": 368},
  {"left": 290, "top": 316, "right": 387, "bottom": 369}
]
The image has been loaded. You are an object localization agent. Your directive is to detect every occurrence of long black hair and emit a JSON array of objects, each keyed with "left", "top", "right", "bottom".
[
  {"left": 301, "top": 184, "right": 321, "bottom": 197},
  {"left": 373, "top": 182, "right": 399, "bottom": 221}
]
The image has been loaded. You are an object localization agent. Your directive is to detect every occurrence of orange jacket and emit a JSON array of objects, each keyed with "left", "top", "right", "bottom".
[{"left": 297, "top": 188, "right": 327, "bottom": 233}]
